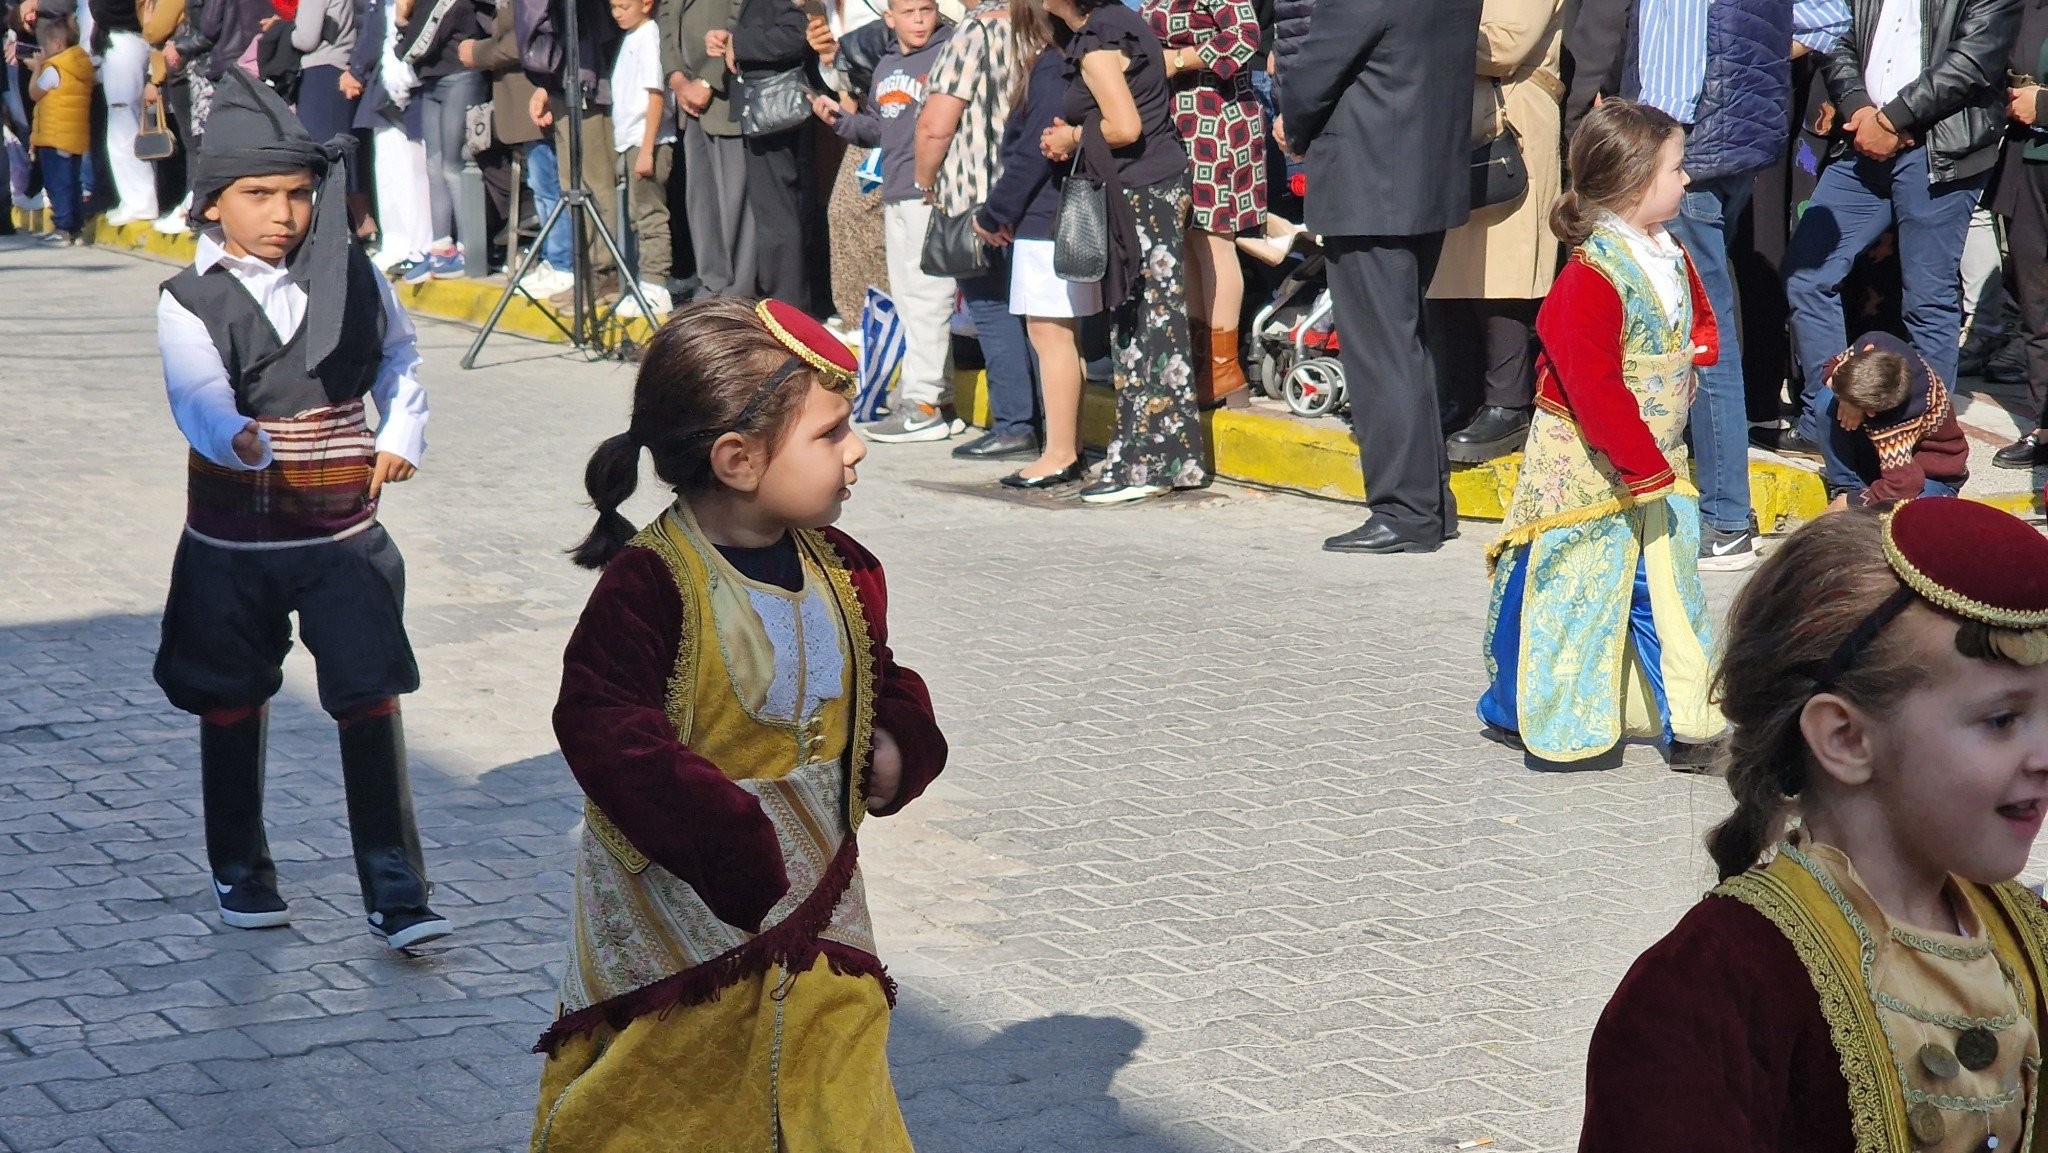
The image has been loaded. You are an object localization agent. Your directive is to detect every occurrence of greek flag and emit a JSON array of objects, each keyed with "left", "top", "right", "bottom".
[{"left": 856, "top": 288, "right": 905, "bottom": 424}]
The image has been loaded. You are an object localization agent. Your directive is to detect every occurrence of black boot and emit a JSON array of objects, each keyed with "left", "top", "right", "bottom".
[
  {"left": 1446, "top": 405, "right": 1534, "bottom": 464},
  {"left": 200, "top": 708, "right": 290, "bottom": 928},
  {"left": 337, "top": 706, "right": 451, "bottom": 949}
]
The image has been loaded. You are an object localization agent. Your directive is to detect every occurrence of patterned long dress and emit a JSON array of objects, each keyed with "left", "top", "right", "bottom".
[
  {"left": 1140, "top": 0, "right": 1266, "bottom": 235},
  {"left": 1479, "top": 226, "right": 1722, "bottom": 762}
]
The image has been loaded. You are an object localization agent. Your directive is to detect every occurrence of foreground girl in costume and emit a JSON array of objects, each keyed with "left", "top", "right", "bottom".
[
  {"left": 1582, "top": 498, "right": 2048, "bottom": 1152},
  {"left": 532, "top": 298, "right": 948, "bottom": 1152},
  {"left": 1478, "top": 99, "right": 1722, "bottom": 767}
]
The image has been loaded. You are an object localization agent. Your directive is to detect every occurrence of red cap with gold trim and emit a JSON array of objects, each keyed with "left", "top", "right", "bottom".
[
  {"left": 756, "top": 300, "right": 857, "bottom": 386},
  {"left": 1881, "top": 498, "right": 2048, "bottom": 666}
]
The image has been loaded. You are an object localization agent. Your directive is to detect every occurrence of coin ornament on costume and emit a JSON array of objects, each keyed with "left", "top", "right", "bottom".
[
  {"left": 1910, "top": 1101, "right": 1948, "bottom": 1147},
  {"left": 1957, "top": 1027, "right": 2000, "bottom": 1072},
  {"left": 1921, "top": 1042, "right": 1963, "bottom": 1080}
]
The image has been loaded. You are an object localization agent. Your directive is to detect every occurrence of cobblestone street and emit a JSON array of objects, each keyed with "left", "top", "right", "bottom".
[{"left": 1, "top": 236, "right": 1760, "bottom": 1153}]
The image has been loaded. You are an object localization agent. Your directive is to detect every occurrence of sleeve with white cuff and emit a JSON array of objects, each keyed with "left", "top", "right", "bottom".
[{"left": 368, "top": 272, "right": 430, "bottom": 468}]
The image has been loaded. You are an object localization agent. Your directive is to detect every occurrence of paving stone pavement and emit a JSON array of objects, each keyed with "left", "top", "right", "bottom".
[{"left": 2, "top": 236, "right": 1771, "bottom": 1153}]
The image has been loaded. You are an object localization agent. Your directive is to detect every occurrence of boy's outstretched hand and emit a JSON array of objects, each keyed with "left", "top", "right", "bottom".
[
  {"left": 369, "top": 452, "right": 416, "bottom": 500},
  {"left": 231, "top": 420, "right": 266, "bottom": 466},
  {"left": 864, "top": 727, "right": 903, "bottom": 813}
]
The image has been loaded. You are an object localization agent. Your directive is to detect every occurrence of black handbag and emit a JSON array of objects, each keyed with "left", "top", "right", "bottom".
[
  {"left": 1468, "top": 80, "right": 1528, "bottom": 209},
  {"left": 1470, "top": 126, "right": 1529, "bottom": 209},
  {"left": 920, "top": 207, "right": 988, "bottom": 278},
  {"left": 1053, "top": 175, "right": 1108, "bottom": 282},
  {"left": 135, "top": 99, "right": 177, "bottom": 162},
  {"left": 738, "top": 68, "right": 814, "bottom": 138}
]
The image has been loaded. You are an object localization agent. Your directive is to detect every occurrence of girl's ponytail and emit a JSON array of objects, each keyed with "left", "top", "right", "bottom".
[
  {"left": 1550, "top": 188, "right": 1594, "bottom": 249},
  {"left": 570, "top": 433, "right": 642, "bottom": 569}
]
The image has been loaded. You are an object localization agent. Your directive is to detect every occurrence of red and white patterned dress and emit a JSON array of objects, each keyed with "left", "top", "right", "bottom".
[{"left": 1140, "top": 0, "right": 1266, "bottom": 235}]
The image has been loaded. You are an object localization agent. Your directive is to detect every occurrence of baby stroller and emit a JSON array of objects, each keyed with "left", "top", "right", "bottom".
[{"left": 1247, "top": 248, "right": 1347, "bottom": 419}]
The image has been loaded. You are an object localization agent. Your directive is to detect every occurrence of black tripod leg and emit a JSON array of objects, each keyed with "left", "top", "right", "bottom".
[
  {"left": 461, "top": 193, "right": 578, "bottom": 368},
  {"left": 587, "top": 205, "right": 659, "bottom": 325}
]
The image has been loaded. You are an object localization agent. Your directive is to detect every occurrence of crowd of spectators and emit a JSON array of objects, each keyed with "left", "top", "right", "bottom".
[{"left": 6, "top": 0, "right": 2048, "bottom": 522}]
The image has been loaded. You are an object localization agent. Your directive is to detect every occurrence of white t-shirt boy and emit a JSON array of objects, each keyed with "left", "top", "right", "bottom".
[{"left": 610, "top": 21, "right": 678, "bottom": 155}]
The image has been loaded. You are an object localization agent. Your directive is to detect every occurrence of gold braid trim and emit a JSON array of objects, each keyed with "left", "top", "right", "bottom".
[
  {"left": 755, "top": 301, "right": 855, "bottom": 388},
  {"left": 577, "top": 518, "right": 707, "bottom": 875},
  {"left": 1483, "top": 479, "right": 1698, "bottom": 570},
  {"left": 797, "top": 528, "right": 876, "bottom": 834},
  {"left": 1712, "top": 871, "right": 1909, "bottom": 1153},
  {"left": 1982, "top": 883, "right": 2048, "bottom": 1153},
  {"left": 1881, "top": 508, "right": 2048, "bottom": 630}
]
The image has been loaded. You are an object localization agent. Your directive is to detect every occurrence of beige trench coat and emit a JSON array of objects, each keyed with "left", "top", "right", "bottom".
[{"left": 1429, "top": 0, "right": 1569, "bottom": 301}]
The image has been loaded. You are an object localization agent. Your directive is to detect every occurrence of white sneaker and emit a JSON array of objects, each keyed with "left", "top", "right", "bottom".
[
  {"left": 615, "top": 281, "right": 673, "bottom": 319},
  {"left": 152, "top": 210, "right": 191, "bottom": 234},
  {"left": 518, "top": 264, "right": 575, "bottom": 299},
  {"left": 105, "top": 207, "right": 152, "bottom": 227}
]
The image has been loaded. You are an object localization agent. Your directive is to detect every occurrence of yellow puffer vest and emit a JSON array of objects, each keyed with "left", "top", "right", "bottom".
[{"left": 32, "top": 46, "right": 94, "bottom": 156}]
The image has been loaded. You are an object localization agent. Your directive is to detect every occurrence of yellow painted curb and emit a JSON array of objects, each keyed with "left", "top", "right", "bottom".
[{"left": 36, "top": 208, "right": 2045, "bottom": 526}]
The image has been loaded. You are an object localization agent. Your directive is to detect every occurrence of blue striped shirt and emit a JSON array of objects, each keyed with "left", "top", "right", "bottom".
[{"left": 1637, "top": 0, "right": 1851, "bottom": 124}]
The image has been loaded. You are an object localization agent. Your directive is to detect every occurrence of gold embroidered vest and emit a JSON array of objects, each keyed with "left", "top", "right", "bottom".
[
  {"left": 560, "top": 501, "right": 879, "bottom": 1018},
  {"left": 1717, "top": 845, "right": 2048, "bottom": 1153}
]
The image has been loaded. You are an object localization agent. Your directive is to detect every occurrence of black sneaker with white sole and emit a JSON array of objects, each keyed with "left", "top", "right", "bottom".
[
  {"left": 1699, "top": 524, "right": 1759, "bottom": 572},
  {"left": 369, "top": 907, "right": 454, "bottom": 950},
  {"left": 213, "top": 876, "right": 291, "bottom": 929}
]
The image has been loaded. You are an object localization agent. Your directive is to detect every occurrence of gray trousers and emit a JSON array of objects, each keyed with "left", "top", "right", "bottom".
[{"left": 683, "top": 118, "right": 754, "bottom": 297}]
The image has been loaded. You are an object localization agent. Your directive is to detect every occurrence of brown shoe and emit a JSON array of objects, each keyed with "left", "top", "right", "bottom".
[{"left": 1200, "top": 326, "right": 1250, "bottom": 409}]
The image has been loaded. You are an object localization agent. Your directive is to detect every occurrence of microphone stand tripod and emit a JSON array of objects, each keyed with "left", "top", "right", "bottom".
[{"left": 461, "top": 0, "right": 659, "bottom": 368}]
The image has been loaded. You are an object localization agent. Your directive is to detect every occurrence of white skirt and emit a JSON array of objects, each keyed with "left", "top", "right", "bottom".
[{"left": 1009, "top": 238, "right": 1103, "bottom": 319}]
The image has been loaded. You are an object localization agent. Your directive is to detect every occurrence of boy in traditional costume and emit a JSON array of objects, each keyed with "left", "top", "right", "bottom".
[
  {"left": 1582, "top": 498, "right": 2048, "bottom": 1153},
  {"left": 1479, "top": 100, "right": 1724, "bottom": 768},
  {"left": 154, "top": 71, "right": 449, "bottom": 949},
  {"left": 532, "top": 298, "right": 948, "bottom": 1152}
]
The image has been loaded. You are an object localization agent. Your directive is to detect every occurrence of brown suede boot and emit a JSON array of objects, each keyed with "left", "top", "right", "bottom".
[{"left": 1202, "top": 326, "right": 1250, "bottom": 408}]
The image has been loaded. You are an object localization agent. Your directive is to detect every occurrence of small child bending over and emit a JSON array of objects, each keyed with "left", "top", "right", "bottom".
[
  {"left": 1582, "top": 498, "right": 2048, "bottom": 1151},
  {"left": 1822, "top": 330, "right": 1969, "bottom": 508},
  {"left": 533, "top": 298, "right": 948, "bottom": 1152}
]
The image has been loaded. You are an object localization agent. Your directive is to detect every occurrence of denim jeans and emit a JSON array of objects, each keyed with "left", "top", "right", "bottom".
[
  {"left": 1785, "top": 146, "right": 1985, "bottom": 444},
  {"left": 419, "top": 69, "right": 486, "bottom": 247},
  {"left": 524, "top": 139, "right": 572, "bottom": 273},
  {"left": 960, "top": 249, "right": 1039, "bottom": 438},
  {"left": 1666, "top": 170, "right": 1757, "bottom": 534},
  {"left": 41, "top": 148, "right": 83, "bottom": 232}
]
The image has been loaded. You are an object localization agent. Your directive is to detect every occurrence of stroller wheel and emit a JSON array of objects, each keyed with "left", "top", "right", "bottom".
[
  {"left": 1282, "top": 356, "right": 1347, "bottom": 418},
  {"left": 1254, "top": 348, "right": 1290, "bottom": 398}
]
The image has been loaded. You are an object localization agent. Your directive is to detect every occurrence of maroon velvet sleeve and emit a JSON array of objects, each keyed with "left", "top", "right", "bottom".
[
  {"left": 822, "top": 527, "right": 948, "bottom": 817},
  {"left": 1535, "top": 260, "right": 1679, "bottom": 499},
  {"left": 553, "top": 546, "right": 791, "bottom": 932},
  {"left": 1580, "top": 896, "right": 1853, "bottom": 1153}
]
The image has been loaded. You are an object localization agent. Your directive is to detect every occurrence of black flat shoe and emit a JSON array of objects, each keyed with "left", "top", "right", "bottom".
[
  {"left": 1000, "top": 460, "right": 1086, "bottom": 489},
  {"left": 1995, "top": 432, "right": 2048, "bottom": 470},
  {"left": 954, "top": 431, "right": 1042, "bottom": 460},
  {"left": 1322, "top": 521, "right": 1444, "bottom": 554},
  {"left": 1447, "top": 405, "right": 1533, "bottom": 464},
  {"left": 1772, "top": 430, "right": 1824, "bottom": 461}
]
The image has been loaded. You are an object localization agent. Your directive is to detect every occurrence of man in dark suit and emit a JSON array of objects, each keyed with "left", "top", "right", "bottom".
[{"left": 1281, "top": 2, "right": 1481, "bottom": 554}]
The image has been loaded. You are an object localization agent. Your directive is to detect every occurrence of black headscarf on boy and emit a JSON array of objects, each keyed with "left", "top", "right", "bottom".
[{"left": 191, "top": 71, "right": 358, "bottom": 375}]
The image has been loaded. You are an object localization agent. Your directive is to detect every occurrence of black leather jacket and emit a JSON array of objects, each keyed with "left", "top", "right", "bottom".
[{"left": 1821, "top": 0, "right": 2020, "bottom": 182}]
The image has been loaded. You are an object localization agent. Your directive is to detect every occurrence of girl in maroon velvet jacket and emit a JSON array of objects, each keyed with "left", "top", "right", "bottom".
[
  {"left": 530, "top": 298, "right": 946, "bottom": 1151},
  {"left": 1581, "top": 501, "right": 2048, "bottom": 1153}
]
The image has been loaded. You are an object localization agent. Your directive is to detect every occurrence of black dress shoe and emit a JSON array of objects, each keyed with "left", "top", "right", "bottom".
[
  {"left": 1322, "top": 521, "right": 1444, "bottom": 554},
  {"left": 1446, "top": 405, "right": 1534, "bottom": 464},
  {"left": 953, "top": 431, "right": 1041, "bottom": 460},
  {"left": 1773, "top": 430, "right": 1824, "bottom": 461},
  {"left": 1000, "top": 460, "right": 1086, "bottom": 489},
  {"left": 1995, "top": 432, "right": 2048, "bottom": 470}
]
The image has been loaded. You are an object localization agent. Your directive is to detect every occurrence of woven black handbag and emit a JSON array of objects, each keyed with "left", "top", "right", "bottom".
[{"left": 1053, "top": 176, "right": 1108, "bottom": 282}]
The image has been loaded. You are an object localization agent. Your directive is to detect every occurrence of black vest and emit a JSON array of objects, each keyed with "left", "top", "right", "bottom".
[{"left": 161, "top": 244, "right": 388, "bottom": 416}]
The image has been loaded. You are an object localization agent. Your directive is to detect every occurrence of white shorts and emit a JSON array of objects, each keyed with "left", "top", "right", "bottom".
[{"left": 1008, "top": 238, "right": 1103, "bottom": 319}]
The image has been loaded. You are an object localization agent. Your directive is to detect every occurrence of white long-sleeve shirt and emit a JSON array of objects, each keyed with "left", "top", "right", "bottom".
[
  {"left": 1864, "top": 0, "right": 1925, "bottom": 112},
  {"left": 158, "top": 232, "right": 429, "bottom": 473}
]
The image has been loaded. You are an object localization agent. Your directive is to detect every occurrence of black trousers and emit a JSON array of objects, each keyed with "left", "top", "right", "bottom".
[
  {"left": 155, "top": 526, "right": 421, "bottom": 718},
  {"left": 745, "top": 124, "right": 814, "bottom": 311},
  {"left": 1326, "top": 233, "right": 1456, "bottom": 541},
  {"left": 1427, "top": 297, "right": 1539, "bottom": 415},
  {"left": 2001, "top": 160, "right": 2048, "bottom": 430}
]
